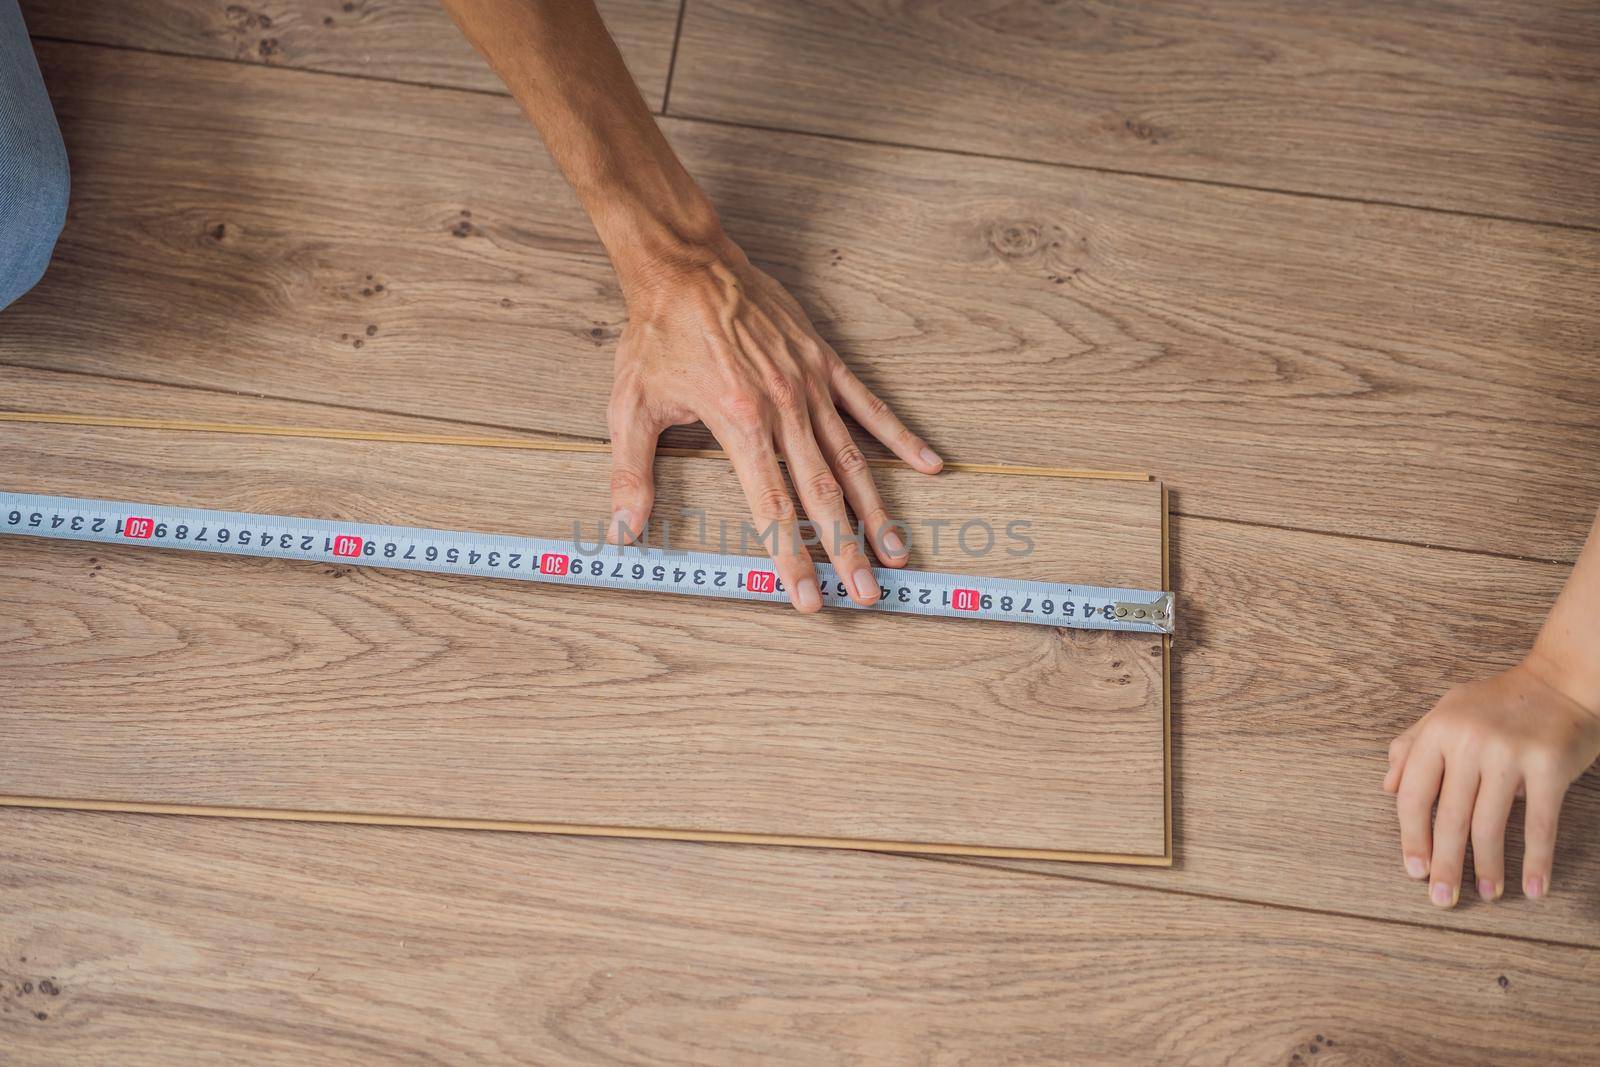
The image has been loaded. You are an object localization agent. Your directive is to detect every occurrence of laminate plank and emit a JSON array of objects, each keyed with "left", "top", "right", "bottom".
[
  {"left": 669, "top": 0, "right": 1600, "bottom": 229},
  {"left": 3, "top": 808, "right": 1596, "bottom": 1065},
  {"left": 8, "top": 44, "right": 1596, "bottom": 559},
  {"left": 0, "top": 421, "right": 1168, "bottom": 858},
  {"left": 20, "top": 0, "right": 680, "bottom": 110}
]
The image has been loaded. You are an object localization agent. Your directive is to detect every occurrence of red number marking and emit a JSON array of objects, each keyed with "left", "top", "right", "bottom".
[
  {"left": 952, "top": 587, "right": 980, "bottom": 611},
  {"left": 746, "top": 570, "right": 777, "bottom": 594},
  {"left": 332, "top": 535, "right": 363, "bottom": 558},
  {"left": 539, "top": 553, "right": 570, "bottom": 576},
  {"left": 124, "top": 517, "right": 155, "bottom": 539}
]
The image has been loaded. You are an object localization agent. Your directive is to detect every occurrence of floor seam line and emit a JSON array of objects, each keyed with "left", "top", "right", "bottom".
[
  {"left": 30, "top": 36, "right": 1600, "bottom": 236},
  {"left": 658, "top": 0, "right": 690, "bottom": 114},
  {"left": 921, "top": 854, "right": 1600, "bottom": 953},
  {"left": 659, "top": 112, "right": 1600, "bottom": 236}
]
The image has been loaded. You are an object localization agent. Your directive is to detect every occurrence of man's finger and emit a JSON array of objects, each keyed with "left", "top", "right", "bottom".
[
  {"left": 1427, "top": 761, "right": 1479, "bottom": 908},
  {"left": 1469, "top": 765, "right": 1518, "bottom": 901},
  {"left": 704, "top": 411, "right": 821, "bottom": 614},
  {"left": 830, "top": 363, "right": 942, "bottom": 474},
  {"left": 776, "top": 414, "right": 879, "bottom": 607},
  {"left": 810, "top": 401, "right": 908, "bottom": 568},
  {"left": 1396, "top": 738, "right": 1444, "bottom": 881},
  {"left": 606, "top": 398, "right": 661, "bottom": 545},
  {"left": 1521, "top": 776, "right": 1567, "bottom": 900}
]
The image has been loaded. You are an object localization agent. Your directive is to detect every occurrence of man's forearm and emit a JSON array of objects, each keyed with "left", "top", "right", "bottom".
[
  {"left": 439, "top": 0, "right": 723, "bottom": 290},
  {"left": 1530, "top": 512, "right": 1600, "bottom": 713}
]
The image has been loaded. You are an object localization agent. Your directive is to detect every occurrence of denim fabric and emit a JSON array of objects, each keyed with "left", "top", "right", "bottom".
[{"left": 0, "top": 0, "right": 68, "bottom": 311}]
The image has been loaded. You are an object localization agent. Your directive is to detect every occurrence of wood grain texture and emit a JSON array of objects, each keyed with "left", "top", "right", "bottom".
[
  {"left": 8, "top": 44, "right": 1597, "bottom": 560},
  {"left": 0, "top": 422, "right": 1168, "bottom": 858},
  {"left": 4, "top": 807, "right": 1599, "bottom": 1066},
  {"left": 21, "top": 0, "right": 680, "bottom": 110},
  {"left": 669, "top": 0, "right": 1600, "bottom": 229},
  {"left": 2, "top": 402, "right": 1597, "bottom": 944}
]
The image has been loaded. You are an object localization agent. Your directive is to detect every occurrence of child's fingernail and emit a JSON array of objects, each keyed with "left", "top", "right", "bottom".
[
  {"left": 919, "top": 447, "right": 943, "bottom": 470},
  {"left": 1478, "top": 879, "right": 1499, "bottom": 901},
  {"left": 883, "top": 529, "right": 906, "bottom": 556},
  {"left": 796, "top": 579, "right": 821, "bottom": 612},
  {"left": 1430, "top": 882, "right": 1456, "bottom": 907},
  {"left": 1525, "top": 874, "right": 1547, "bottom": 899},
  {"left": 1404, "top": 856, "right": 1427, "bottom": 879}
]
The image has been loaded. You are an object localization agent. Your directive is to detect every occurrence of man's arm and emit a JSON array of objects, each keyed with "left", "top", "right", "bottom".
[
  {"left": 440, "top": 0, "right": 942, "bottom": 612},
  {"left": 1385, "top": 511, "right": 1600, "bottom": 906}
]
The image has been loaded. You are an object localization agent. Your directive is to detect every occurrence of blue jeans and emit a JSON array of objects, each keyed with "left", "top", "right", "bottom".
[{"left": 0, "top": 0, "right": 68, "bottom": 311}]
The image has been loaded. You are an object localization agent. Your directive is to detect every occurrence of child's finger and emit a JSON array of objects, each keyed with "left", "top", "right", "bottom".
[
  {"left": 1469, "top": 767, "right": 1518, "bottom": 901},
  {"left": 1427, "top": 762, "right": 1478, "bottom": 908},
  {"left": 1396, "top": 738, "right": 1444, "bottom": 880},
  {"left": 1383, "top": 731, "right": 1415, "bottom": 794},
  {"left": 1521, "top": 777, "right": 1566, "bottom": 900}
]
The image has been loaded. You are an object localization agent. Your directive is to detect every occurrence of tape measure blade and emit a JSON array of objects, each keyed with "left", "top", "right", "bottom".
[{"left": 0, "top": 492, "right": 1173, "bottom": 635}]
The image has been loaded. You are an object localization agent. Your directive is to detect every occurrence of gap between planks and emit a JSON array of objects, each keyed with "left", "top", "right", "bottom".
[
  {"left": 0, "top": 411, "right": 1154, "bottom": 481},
  {"left": 0, "top": 796, "right": 1173, "bottom": 866}
]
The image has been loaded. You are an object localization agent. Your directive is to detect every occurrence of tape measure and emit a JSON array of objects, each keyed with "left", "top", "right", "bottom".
[{"left": 0, "top": 492, "right": 1174, "bottom": 635}]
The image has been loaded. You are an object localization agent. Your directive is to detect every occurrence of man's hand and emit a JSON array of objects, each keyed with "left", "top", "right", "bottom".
[
  {"left": 608, "top": 238, "right": 940, "bottom": 613},
  {"left": 1385, "top": 658, "right": 1600, "bottom": 906},
  {"left": 440, "top": 0, "right": 941, "bottom": 612}
]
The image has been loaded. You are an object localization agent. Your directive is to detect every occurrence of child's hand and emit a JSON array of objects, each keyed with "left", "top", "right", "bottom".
[{"left": 1384, "top": 656, "right": 1600, "bottom": 907}]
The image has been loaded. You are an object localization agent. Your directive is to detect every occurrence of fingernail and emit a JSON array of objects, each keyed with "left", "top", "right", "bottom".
[
  {"left": 883, "top": 529, "right": 906, "bottom": 556},
  {"left": 1478, "top": 879, "right": 1499, "bottom": 901},
  {"left": 796, "top": 579, "right": 821, "bottom": 613},
  {"left": 610, "top": 508, "right": 638, "bottom": 543},
  {"left": 1404, "top": 856, "right": 1427, "bottom": 879},
  {"left": 851, "top": 569, "right": 879, "bottom": 602},
  {"left": 1430, "top": 882, "right": 1456, "bottom": 907},
  {"left": 1525, "top": 874, "right": 1546, "bottom": 899},
  {"left": 919, "top": 447, "right": 942, "bottom": 470}
]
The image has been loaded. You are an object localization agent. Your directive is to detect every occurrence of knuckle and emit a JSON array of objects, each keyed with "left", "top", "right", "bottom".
[
  {"left": 1451, "top": 727, "right": 1486, "bottom": 760},
  {"left": 1478, "top": 735, "right": 1515, "bottom": 768},
  {"left": 832, "top": 442, "right": 870, "bottom": 477},
  {"left": 805, "top": 470, "right": 845, "bottom": 508},
  {"left": 1396, "top": 780, "right": 1433, "bottom": 814},
  {"left": 756, "top": 487, "right": 796, "bottom": 522},
  {"left": 720, "top": 391, "right": 766, "bottom": 434},
  {"left": 609, "top": 467, "right": 647, "bottom": 497},
  {"left": 765, "top": 373, "right": 803, "bottom": 413},
  {"left": 863, "top": 391, "right": 892, "bottom": 421},
  {"left": 1523, "top": 745, "right": 1564, "bottom": 781},
  {"left": 1470, "top": 812, "right": 1505, "bottom": 844},
  {"left": 797, "top": 338, "right": 829, "bottom": 365}
]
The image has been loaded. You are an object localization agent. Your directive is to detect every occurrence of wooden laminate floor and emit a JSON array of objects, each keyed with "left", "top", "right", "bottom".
[{"left": 2, "top": 1, "right": 1598, "bottom": 1063}]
